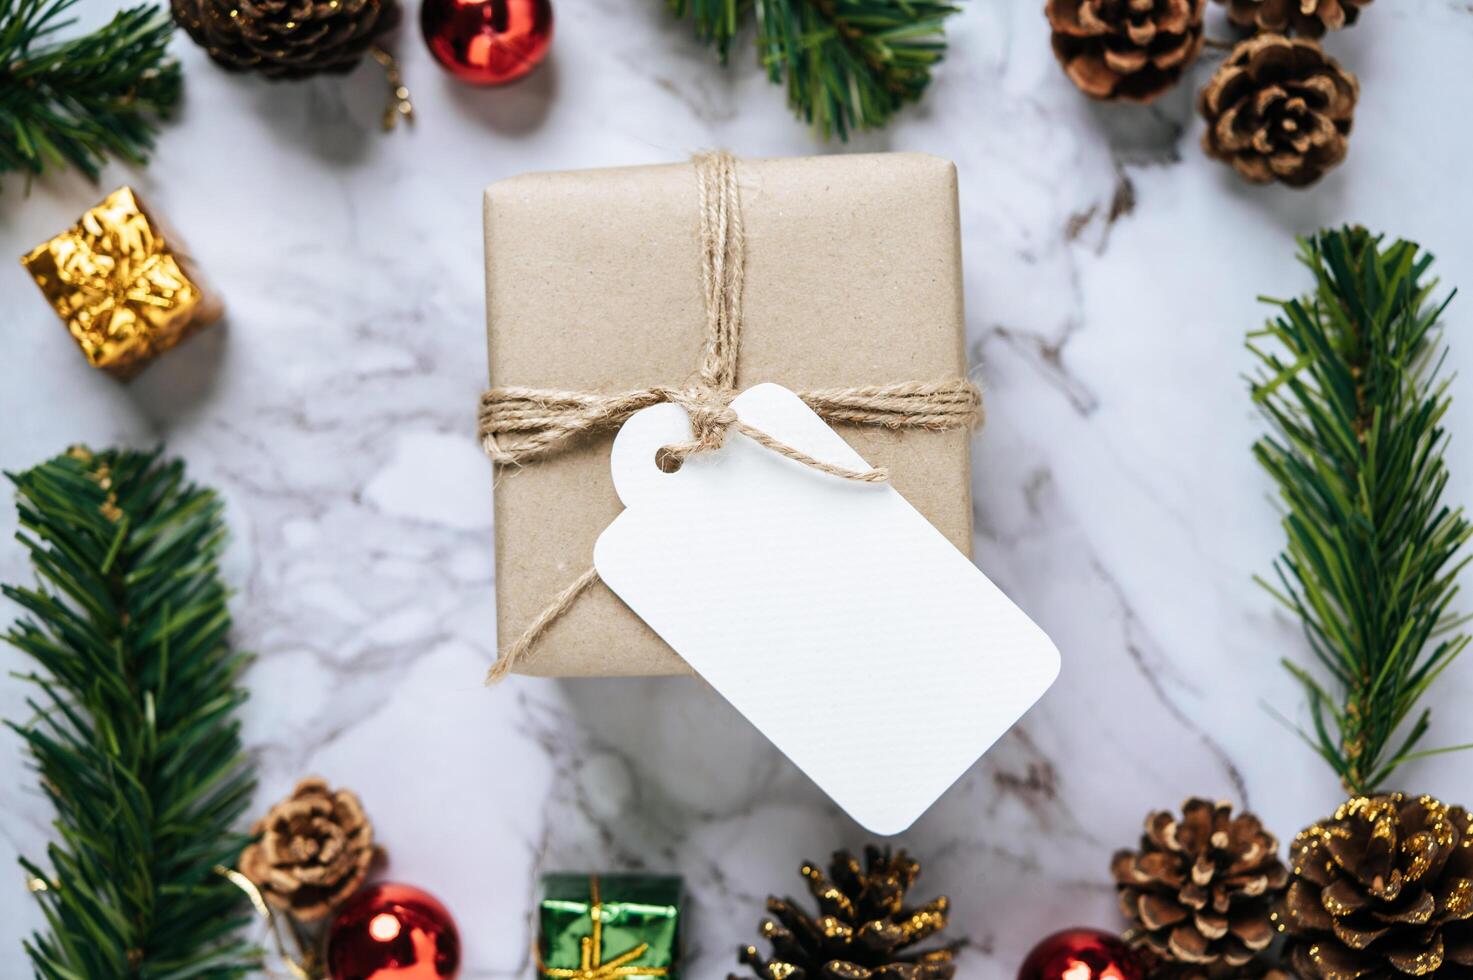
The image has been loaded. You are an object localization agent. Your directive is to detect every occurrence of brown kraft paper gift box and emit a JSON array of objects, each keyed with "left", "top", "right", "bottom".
[{"left": 484, "top": 152, "right": 974, "bottom": 677}]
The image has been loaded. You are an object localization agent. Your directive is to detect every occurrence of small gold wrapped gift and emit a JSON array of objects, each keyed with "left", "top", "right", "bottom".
[{"left": 21, "top": 187, "right": 223, "bottom": 379}]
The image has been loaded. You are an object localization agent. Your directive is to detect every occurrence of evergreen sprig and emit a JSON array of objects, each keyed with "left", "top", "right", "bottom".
[
  {"left": 0, "top": 0, "right": 180, "bottom": 187},
  {"left": 668, "top": 0, "right": 958, "bottom": 139},
  {"left": 4, "top": 447, "right": 258, "bottom": 978},
  {"left": 1249, "top": 228, "right": 1472, "bottom": 795}
]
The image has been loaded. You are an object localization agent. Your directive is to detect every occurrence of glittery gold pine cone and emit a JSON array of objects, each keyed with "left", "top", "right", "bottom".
[
  {"left": 730, "top": 847, "right": 960, "bottom": 980},
  {"left": 1217, "top": 0, "right": 1371, "bottom": 37},
  {"left": 172, "top": 0, "right": 400, "bottom": 79},
  {"left": 1279, "top": 794, "right": 1473, "bottom": 980},
  {"left": 238, "top": 777, "right": 377, "bottom": 921},
  {"left": 1112, "top": 798, "right": 1290, "bottom": 971}
]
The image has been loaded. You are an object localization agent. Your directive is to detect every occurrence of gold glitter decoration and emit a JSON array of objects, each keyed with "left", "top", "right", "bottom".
[
  {"left": 1386, "top": 932, "right": 1444, "bottom": 976},
  {"left": 1320, "top": 889, "right": 1360, "bottom": 917},
  {"left": 1406, "top": 831, "right": 1440, "bottom": 882},
  {"left": 64, "top": 448, "right": 126, "bottom": 521},
  {"left": 898, "top": 898, "right": 949, "bottom": 942},
  {"left": 761, "top": 958, "right": 798, "bottom": 980},
  {"left": 1444, "top": 879, "right": 1473, "bottom": 919},
  {"left": 801, "top": 863, "right": 857, "bottom": 920},
  {"left": 21, "top": 187, "right": 222, "bottom": 379},
  {"left": 817, "top": 916, "right": 853, "bottom": 941},
  {"left": 369, "top": 46, "right": 414, "bottom": 131}
]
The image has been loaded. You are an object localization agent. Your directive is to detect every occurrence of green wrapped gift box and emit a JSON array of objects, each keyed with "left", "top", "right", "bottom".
[{"left": 538, "top": 873, "right": 684, "bottom": 979}]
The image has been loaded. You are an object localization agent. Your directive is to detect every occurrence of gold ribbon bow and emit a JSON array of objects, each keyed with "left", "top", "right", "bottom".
[{"left": 540, "top": 876, "right": 670, "bottom": 980}]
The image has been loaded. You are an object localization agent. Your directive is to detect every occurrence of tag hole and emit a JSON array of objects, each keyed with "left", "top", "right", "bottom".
[{"left": 654, "top": 447, "right": 683, "bottom": 474}]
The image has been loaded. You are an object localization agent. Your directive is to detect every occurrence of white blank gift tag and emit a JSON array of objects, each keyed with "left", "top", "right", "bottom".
[{"left": 594, "top": 383, "right": 1060, "bottom": 835}]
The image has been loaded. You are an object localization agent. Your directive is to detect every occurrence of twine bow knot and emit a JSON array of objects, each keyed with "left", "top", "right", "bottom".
[
  {"left": 659, "top": 385, "right": 738, "bottom": 469},
  {"left": 478, "top": 152, "right": 984, "bottom": 682}
]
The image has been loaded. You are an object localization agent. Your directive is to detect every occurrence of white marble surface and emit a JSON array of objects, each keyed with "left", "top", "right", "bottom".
[{"left": 4, "top": 0, "right": 1473, "bottom": 975}]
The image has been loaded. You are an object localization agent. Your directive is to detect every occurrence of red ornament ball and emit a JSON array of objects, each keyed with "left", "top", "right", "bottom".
[
  {"left": 326, "top": 883, "right": 460, "bottom": 980},
  {"left": 421, "top": 0, "right": 553, "bottom": 85},
  {"left": 1018, "top": 928, "right": 1145, "bottom": 980}
]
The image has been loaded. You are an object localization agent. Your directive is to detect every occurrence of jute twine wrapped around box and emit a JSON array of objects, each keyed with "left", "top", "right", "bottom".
[{"left": 477, "top": 152, "right": 984, "bottom": 683}]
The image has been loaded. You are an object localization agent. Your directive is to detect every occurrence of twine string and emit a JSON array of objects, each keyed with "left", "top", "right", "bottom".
[{"left": 479, "top": 152, "right": 983, "bottom": 683}]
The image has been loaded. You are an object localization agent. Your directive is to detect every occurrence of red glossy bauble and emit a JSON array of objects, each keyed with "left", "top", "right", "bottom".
[
  {"left": 326, "top": 883, "right": 460, "bottom": 980},
  {"left": 1018, "top": 928, "right": 1145, "bottom": 980},
  {"left": 421, "top": 0, "right": 553, "bottom": 85}
]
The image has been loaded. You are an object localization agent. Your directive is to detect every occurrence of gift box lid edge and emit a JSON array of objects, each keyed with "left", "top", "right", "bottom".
[{"left": 482, "top": 151, "right": 956, "bottom": 203}]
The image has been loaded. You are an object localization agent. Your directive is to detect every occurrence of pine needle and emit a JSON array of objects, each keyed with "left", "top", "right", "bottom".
[
  {"left": 0, "top": 0, "right": 180, "bottom": 188},
  {"left": 667, "top": 0, "right": 958, "bottom": 139},
  {"left": 4, "top": 447, "right": 259, "bottom": 978},
  {"left": 1249, "top": 228, "right": 1471, "bottom": 795}
]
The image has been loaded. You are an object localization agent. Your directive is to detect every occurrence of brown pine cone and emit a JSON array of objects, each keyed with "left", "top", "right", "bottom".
[
  {"left": 238, "top": 777, "right": 376, "bottom": 921},
  {"left": 1198, "top": 34, "right": 1358, "bottom": 187},
  {"left": 1279, "top": 794, "right": 1473, "bottom": 980},
  {"left": 1218, "top": 0, "right": 1371, "bottom": 37},
  {"left": 1046, "top": 0, "right": 1206, "bottom": 103},
  {"left": 1112, "top": 799, "right": 1289, "bottom": 970},
  {"left": 731, "top": 847, "right": 960, "bottom": 980},
  {"left": 1134, "top": 947, "right": 1295, "bottom": 980},
  {"left": 172, "top": 0, "right": 400, "bottom": 80}
]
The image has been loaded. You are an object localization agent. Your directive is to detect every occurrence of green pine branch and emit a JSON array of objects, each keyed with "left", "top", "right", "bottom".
[
  {"left": 4, "top": 447, "right": 259, "bottom": 978},
  {"left": 0, "top": 0, "right": 180, "bottom": 187},
  {"left": 1248, "top": 228, "right": 1472, "bottom": 796},
  {"left": 667, "top": 0, "right": 958, "bottom": 140}
]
